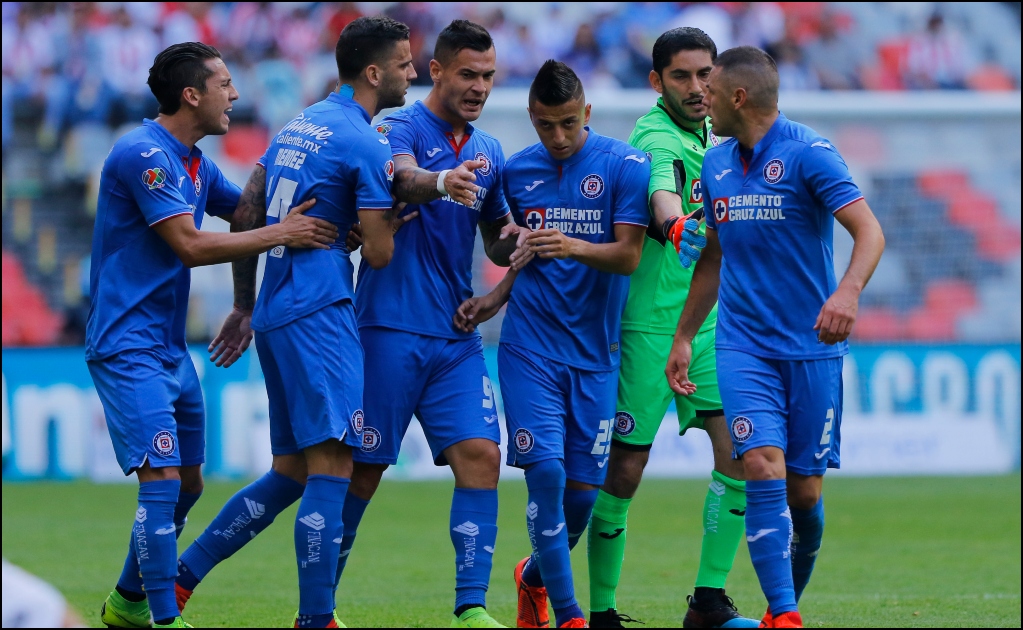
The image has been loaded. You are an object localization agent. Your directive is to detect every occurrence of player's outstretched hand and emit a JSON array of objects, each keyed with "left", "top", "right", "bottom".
[
  {"left": 815, "top": 285, "right": 858, "bottom": 345},
  {"left": 346, "top": 222, "right": 363, "bottom": 251},
  {"left": 664, "top": 211, "right": 707, "bottom": 269},
  {"left": 453, "top": 294, "right": 503, "bottom": 333},
  {"left": 525, "top": 228, "right": 575, "bottom": 259},
  {"left": 279, "top": 199, "right": 339, "bottom": 249},
  {"left": 502, "top": 223, "right": 535, "bottom": 270},
  {"left": 390, "top": 205, "right": 419, "bottom": 234},
  {"left": 208, "top": 306, "right": 253, "bottom": 368},
  {"left": 443, "top": 159, "right": 484, "bottom": 207},
  {"left": 666, "top": 336, "right": 698, "bottom": 396}
]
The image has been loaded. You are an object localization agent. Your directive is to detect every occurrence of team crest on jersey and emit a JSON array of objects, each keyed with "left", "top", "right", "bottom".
[
  {"left": 375, "top": 123, "right": 391, "bottom": 136},
  {"left": 713, "top": 197, "right": 729, "bottom": 223},
  {"left": 384, "top": 159, "right": 394, "bottom": 182},
  {"left": 142, "top": 167, "right": 167, "bottom": 190},
  {"left": 513, "top": 428, "right": 534, "bottom": 454},
  {"left": 361, "top": 427, "right": 382, "bottom": 452},
  {"left": 731, "top": 416, "right": 753, "bottom": 442},
  {"left": 580, "top": 174, "right": 605, "bottom": 199},
  {"left": 689, "top": 178, "right": 703, "bottom": 204},
  {"left": 152, "top": 431, "right": 176, "bottom": 456},
  {"left": 193, "top": 172, "right": 202, "bottom": 196},
  {"left": 474, "top": 151, "right": 492, "bottom": 176},
  {"left": 614, "top": 411, "right": 636, "bottom": 437},
  {"left": 709, "top": 130, "right": 721, "bottom": 146},
  {"left": 351, "top": 409, "right": 364, "bottom": 433},
  {"left": 764, "top": 159, "right": 784, "bottom": 184},
  {"left": 524, "top": 208, "right": 545, "bottom": 231}
]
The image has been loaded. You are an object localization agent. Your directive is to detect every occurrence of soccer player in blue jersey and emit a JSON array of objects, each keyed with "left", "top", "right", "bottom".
[
  {"left": 334, "top": 19, "right": 531, "bottom": 628},
  {"left": 667, "top": 47, "right": 885, "bottom": 628},
  {"left": 88, "top": 43, "right": 339, "bottom": 630},
  {"left": 455, "top": 60, "right": 650, "bottom": 629},
  {"left": 170, "top": 18, "right": 416, "bottom": 629}
]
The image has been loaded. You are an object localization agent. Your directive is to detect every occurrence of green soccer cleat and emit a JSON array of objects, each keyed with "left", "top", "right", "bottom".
[
  {"left": 153, "top": 618, "right": 192, "bottom": 628},
  {"left": 292, "top": 610, "right": 347, "bottom": 628},
  {"left": 451, "top": 607, "right": 507, "bottom": 628},
  {"left": 100, "top": 590, "right": 152, "bottom": 628}
]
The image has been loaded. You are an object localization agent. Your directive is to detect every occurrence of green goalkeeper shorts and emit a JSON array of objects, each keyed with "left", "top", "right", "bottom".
[{"left": 612, "top": 327, "right": 723, "bottom": 449}]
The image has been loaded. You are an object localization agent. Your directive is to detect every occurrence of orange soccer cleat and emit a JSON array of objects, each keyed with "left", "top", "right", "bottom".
[
  {"left": 175, "top": 583, "right": 193, "bottom": 613},
  {"left": 759, "top": 607, "right": 772, "bottom": 628},
  {"left": 514, "top": 556, "right": 550, "bottom": 628},
  {"left": 558, "top": 618, "right": 588, "bottom": 628},
  {"left": 771, "top": 611, "right": 803, "bottom": 628}
]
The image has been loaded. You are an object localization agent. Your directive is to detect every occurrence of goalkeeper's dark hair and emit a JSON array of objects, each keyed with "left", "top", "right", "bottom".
[
  {"left": 434, "top": 19, "right": 493, "bottom": 65},
  {"left": 714, "top": 46, "right": 779, "bottom": 109},
  {"left": 148, "top": 42, "right": 222, "bottom": 115},
  {"left": 652, "top": 27, "right": 717, "bottom": 74},
  {"left": 528, "top": 60, "right": 584, "bottom": 107},
  {"left": 335, "top": 16, "right": 410, "bottom": 82}
]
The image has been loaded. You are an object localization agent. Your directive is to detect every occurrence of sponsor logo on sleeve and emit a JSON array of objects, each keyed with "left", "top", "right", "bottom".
[
  {"left": 142, "top": 168, "right": 167, "bottom": 190},
  {"left": 624, "top": 154, "right": 646, "bottom": 163},
  {"left": 474, "top": 151, "right": 492, "bottom": 176},
  {"left": 513, "top": 428, "right": 534, "bottom": 454},
  {"left": 152, "top": 430, "right": 176, "bottom": 456},
  {"left": 580, "top": 174, "right": 605, "bottom": 199},
  {"left": 763, "top": 159, "right": 785, "bottom": 184},
  {"left": 730, "top": 416, "right": 753, "bottom": 442},
  {"left": 713, "top": 197, "right": 729, "bottom": 223},
  {"left": 141, "top": 147, "right": 162, "bottom": 158}
]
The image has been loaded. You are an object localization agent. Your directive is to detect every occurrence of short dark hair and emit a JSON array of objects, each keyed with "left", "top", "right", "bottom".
[
  {"left": 652, "top": 27, "right": 717, "bottom": 74},
  {"left": 335, "top": 16, "right": 410, "bottom": 82},
  {"left": 714, "top": 46, "right": 779, "bottom": 109},
  {"left": 434, "top": 19, "right": 493, "bottom": 65},
  {"left": 147, "top": 42, "right": 222, "bottom": 115},
  {"left": 528, "top": 60, "right": 584, "bottom": 107}
]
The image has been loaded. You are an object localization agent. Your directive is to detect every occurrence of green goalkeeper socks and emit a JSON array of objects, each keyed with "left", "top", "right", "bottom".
[
  {"left": 587, "top": 491, "right": 632, "bottom": 612},
  {"left": 694, "top": 470, "right": 747, "bottom": 589}
]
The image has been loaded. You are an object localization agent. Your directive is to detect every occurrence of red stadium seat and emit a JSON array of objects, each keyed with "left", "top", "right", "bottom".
[
  {"left": 917, "top": 169, "right": 970, "bottom": 198},
  {"left": 924, "top": 280, "right": 978, "bottom": 315},
  {"left": 975, "top": 222, "right": 1022, "bottom": 261},
  {"left": 875, "top": 39, "right": 909, "bottom": 90},
  {"left": 946, "top": 193, "right": 998, "bottom": 227},
  {"left": 223, "top": 125, "right": 270, "bottom": 167},
  {"left": 2, "top": 250, "right": 64, "bottom": 346},
  {"left": 852, "top": 307, "right": 904, "bottom": 340},
  {"left": 904, "top": 308, "right": 958, "bottom": 341}
]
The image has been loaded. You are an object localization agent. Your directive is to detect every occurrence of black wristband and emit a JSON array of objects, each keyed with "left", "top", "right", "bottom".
[{"left": 660, "top": 215, "right": 680, "bottom": 245}]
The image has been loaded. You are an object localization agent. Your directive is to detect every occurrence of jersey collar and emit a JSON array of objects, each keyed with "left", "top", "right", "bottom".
[
  {"left": 655, "top": 98, "right": 708, "bottom": 147},
  {"left": 143, "top": 119, "right": 201, "bottom": 160},
  {"left": 327, "top": 91, "right": 372, "bottom": 123}
]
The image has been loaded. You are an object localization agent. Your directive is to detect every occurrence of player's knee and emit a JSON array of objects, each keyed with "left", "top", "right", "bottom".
[
  {"left": 272, "top": 453, "right": 309, "bottom": 484},
  {"left": 741, "top": 447, "right": 785, "bottom": 481},
  {"left": 450, "top": 439, "right": 501, "bottom": 489},
  {"left": 787, "top": 477, "right": 823, "bottom": 510},
  {"left": 602, "top": 446, "right": 648, "bottom": 498},
  {"left": 350, "top": 462, "right": 387, "bottom": 500}
]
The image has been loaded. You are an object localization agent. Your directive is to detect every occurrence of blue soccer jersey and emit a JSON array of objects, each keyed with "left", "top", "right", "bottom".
[
  {"left": 702, "top": 113, "right": 863, "bottom": 360},
  {"left": 86, "top": 119, "right": 241, "bottom": 364},
  {"left": 252, "top": 92, "right": 394, "bottom": 333},
  {"left": 500, "top": 130, "right": 650, "bottom": 371},
  {"left": 355, "top": 101, "right": 510, "bottom": 339}
]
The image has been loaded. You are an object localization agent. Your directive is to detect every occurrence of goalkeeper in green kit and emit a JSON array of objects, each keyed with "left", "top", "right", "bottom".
[{"left": 587, "top": 28, "right": 758, "bottom": 629}]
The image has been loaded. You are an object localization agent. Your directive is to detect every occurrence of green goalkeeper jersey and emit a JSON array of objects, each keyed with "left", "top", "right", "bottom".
[{"left": 621, "top": 98, "right": 718, "bottom": 335}]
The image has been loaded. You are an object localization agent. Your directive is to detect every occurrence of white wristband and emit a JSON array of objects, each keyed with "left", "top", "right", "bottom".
[{"left": 436, "top": 169, "right": 451, "bottom": 196}]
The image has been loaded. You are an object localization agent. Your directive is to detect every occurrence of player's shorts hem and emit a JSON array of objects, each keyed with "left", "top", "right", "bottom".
[
  {"left": 785, "top": 462, "right": 838, "bottom": 476},
  {"left": 293, "top": 429, "right": 351, "bottom": 452},
  {"left": 733, "top": 440, "right": 785, "bottom": 458},
  {"left": 695, "top": 408, "right": 724, "bottom": 418},
  {"left": 352, "top": 452, "right": 399, "bottom": 466},
  {"left": 610, "top": 438, "right": 653, "bottom": 452},
  {"left": 178, "top": 456, "right": 206, "bottom": 468}
]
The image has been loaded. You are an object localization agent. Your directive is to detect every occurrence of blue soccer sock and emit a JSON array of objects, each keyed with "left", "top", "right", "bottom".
[
  {"left": 119, "top": 490, "right": 202, "bottom": 597},
  {"left": 333, "top": 494, "right": 370, "bottom": 589},
  {"left": 525, "top": 460, "right": 583, "bottom": 627},
  {"left": 177, "top": 469, "right": 305, "bottom": 591},
  {"left": 295, "top": 474, "right": 349, "bottom": 617},
  {"left": 521, "top": 486, "right": 598, "bottom": 587},
  {"left": 745, "top": 479, "right": 797, "bottom": 615},
  {"left": 134, "top": 479, "right": 181, "bottom": 623},
  {"left": 450, "top": 488, "right": 499, "bottom": 613},
  {"left": 790, "top": 497, "right": 825, "bottom": 602}
]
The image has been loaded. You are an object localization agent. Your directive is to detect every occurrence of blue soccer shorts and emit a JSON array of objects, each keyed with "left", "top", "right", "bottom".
[
  {"left": 256, "top": 301, "right": 364, "bottom": 455},
  {"left": 717, "top": 348, "right": 843, "bottom": 476},
  {"left": 88, "top": 351, "right": 205, "bottom": 475},
  {"left": 355, "top": 327, "right": 500, "bottom": 466},
  {"left": 498, "top": 343, "right": 617, "bottom": 486}
]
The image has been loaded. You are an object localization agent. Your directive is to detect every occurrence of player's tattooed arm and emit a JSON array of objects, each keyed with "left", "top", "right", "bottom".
[
  {"left": 453, "top": 269, "right": 519, "bottom": 333},
  {"left": 392, "top": 155, "right": 485, "bottom": 207},
  {"left": 228, "top": 165, "right": 268, "bottom": 311},
  {"left": 480, "top": 214, "right": 531, "bottom": 268}
]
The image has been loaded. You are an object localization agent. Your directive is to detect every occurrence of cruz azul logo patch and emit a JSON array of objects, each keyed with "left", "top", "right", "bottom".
[
  {"left": 763, "top": 159, "right": 784, "bottom": 184},
  {"left": 614, "top": 411, "right": 636, "bottom": 436},
  {"left": 142, "top": 167, "right": 167, "bottom": 190},
  {"left": 351, "top": 409, "right": 364, "bottom": 433},
  {"left": 730, "top": 416, "right": 753, "bottom": 442},
  {"left": 514, "top": 428, "right": 534, "bottom": 454},
  {"left": 153, "top": 431, "right": 176, "bottom": 456},
  {"left": 474, "top": 151, "right": 493, "bottom": 176},
  {"left": 580, "top": 174, "right": 604, "bottom": 199},
  {"left": 361, "top": 427, "right": 382, "bottom": 452},
  {"left": 713, "top": 197, "right": 729, "bottom": 223},
  {"left": 524, "top": 208, "right": 545, "bottom": 231},
  {"left": 689, "top": 178, "right": 703, "bottom": 204}
]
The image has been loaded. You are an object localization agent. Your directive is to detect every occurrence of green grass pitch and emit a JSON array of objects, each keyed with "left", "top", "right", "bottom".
[{"left": 3, "top": 475, "right": 1020, "bottom": 628}]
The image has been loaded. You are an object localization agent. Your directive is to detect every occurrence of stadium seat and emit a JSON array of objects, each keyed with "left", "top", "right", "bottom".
[
  {"left": 875, "top": 39, "right": 909, "bottom": 90},
  {"left": 924, "top": 279, "right": 978, "bottom": 315},
  {"left": 223, "top": 125, "right": 270, "bottom": 167},
  {"left": 975, "top": 222, "right": 1022, "bottom": 261},
  {"left": 917, "top": 169, "right": 970, "bottom": 199},
  {"left": 852, "top": 307, "right": 904, "bottom": 340},
  {"left": 904, "top": 308, "right": 958, "bottom": 341},
  {"left": 2, "top": 250, "right": 64, "bottom": 346}
]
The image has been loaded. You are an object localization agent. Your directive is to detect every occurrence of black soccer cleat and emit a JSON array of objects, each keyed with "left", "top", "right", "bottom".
[
  {"left": 590, "top": 608, "right": 644, "bottom": 628},
  {"left": 682, "top": 588, "right": 758, "bottom": 628}
]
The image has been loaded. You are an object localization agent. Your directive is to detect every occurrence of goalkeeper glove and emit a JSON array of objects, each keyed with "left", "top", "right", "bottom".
[{"left": 662, "top": 210, "right": 707, "bottom": 269}]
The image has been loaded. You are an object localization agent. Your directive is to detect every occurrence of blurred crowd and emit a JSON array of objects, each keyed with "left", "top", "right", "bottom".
[{"left": 4, "top": 2, "right": 1022, "bottom": 148}]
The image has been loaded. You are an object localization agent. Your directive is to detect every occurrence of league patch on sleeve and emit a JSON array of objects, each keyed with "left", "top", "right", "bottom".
[
  {"left": 385, "top": 160, "right": 394, "bottom": 182},
  {"left": 142, "top": 167, "right": 167, "bottom": 190}
]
